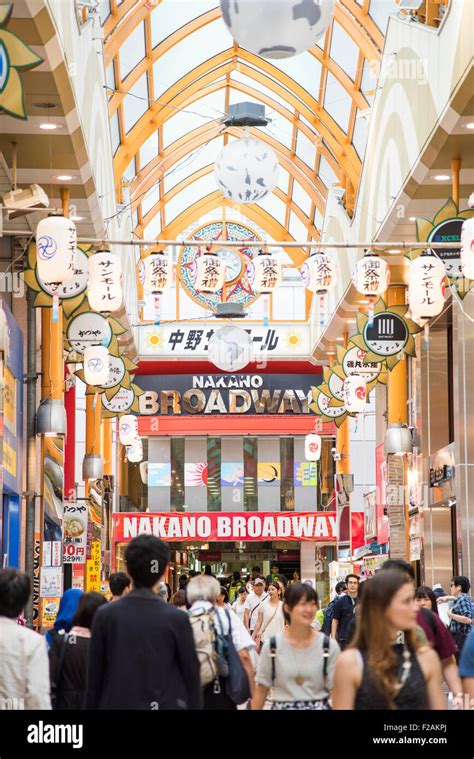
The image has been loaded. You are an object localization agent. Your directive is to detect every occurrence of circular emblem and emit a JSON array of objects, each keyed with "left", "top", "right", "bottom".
[
  {"left": 67, "top": 312, "right": 112, "bottom": 354},
  {"left": 316, "top": 391, "right": 345, "bottom": 419},
  {"left": 37, "top": 248, "right": 89, "bottom": 298},
  {"left": 428, "top": 218, "right": 463, "bottom": 279},
  {"left": 328, "top": 372, "right": 344, "bottom": 401},
  {"left": 100, "top": 354, "right": 126, "bottom": 389},
  {"left": 102, "top": 387, "right": 135, "bottom": 414},
  {"left": 37, "top": 235, "right": 57, "bottom": 261},
  {"left": 342, "top": 346, "right": 381, "bottom": 383},
  {"left": 363, "top": 312, "right": 408, "bottom": 357},
  {"left": 87, "top": 357, "right": 103, "bottom": 373}
]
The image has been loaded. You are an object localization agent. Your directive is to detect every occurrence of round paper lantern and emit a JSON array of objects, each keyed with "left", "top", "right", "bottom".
[
  {"left": 214, "top": 137, "right": 278, "bottom": 203},
  {"left": 246, "top": 249, "right": 283, "bottom": 293},
  {"left": 119, "top": 414, "right": 138, "bottom": 446},
  {"left": 342, "top": 375, "right": 367, "bottom": 413},
  {"left": 87, "top": 251, "right": 123, "bottom": 312},
  {"left": 208, "top": 326, "right": 253, "bottom": 372},
  {"left": 36, "top": 215, "right": 76, "bottom": 285},
  {"left": 220, "top": 0, "right": 335, "bottom": 59},
  {"left": 354, "top": 252, "right": 388, "bottom": 297},
  {"left": 193, "top": 248, "right": 227, "bottom": 293},
  {"left": 144, "top": 251, "right": 173, "bottom": 294},
  {"left": 408, "top": 254, "right": 445, "bottom": 319},
  {"left": 461, "top": 218, "right": 474, "bottom": 280},
  {"left": 300, "top": 251, "right": 337, "bottom": 293},
  {"left": 83, "top": 345, "right": 110, "bottom": 386},
  {"left": 305, "top": 433, "right": 322, "bottom": 461},
  {"left": 127, "top": 438, "right": 143, "bottom": 463}
]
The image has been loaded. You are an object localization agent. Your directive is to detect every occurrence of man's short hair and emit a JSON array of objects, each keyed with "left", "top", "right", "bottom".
[
  {"left": 251, "top": 566, "right": 261, "bottom": 573},
  {"left": 452, "top": 576, "right": 471, "bottom": 594},
  {"left": 381, "top": 559, "right": 415, "bottom": 580},
  {"left": 335, "top": 581, "right": 347, "bottom": 594},
  {"left": 0, "top": 568, "right": 30, "bottom": 618},
  {"left": 108, "top": 572, "right": 130, "bottom": 597},
  {"left": 125, "top": 535, "right": 170, "bottom": 589},
  {"left": 345, "top": 574, "right": 360, "bottom": 583}
]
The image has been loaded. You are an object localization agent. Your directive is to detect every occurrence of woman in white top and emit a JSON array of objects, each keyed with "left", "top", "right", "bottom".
[
  {"left": 232, "top": 586, "right": 248, "bottom": 622},
  {"left": 252, "top": 582, "right": 285, "bottom": 650}
]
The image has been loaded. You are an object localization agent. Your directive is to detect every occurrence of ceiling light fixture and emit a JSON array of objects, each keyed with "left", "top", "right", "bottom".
[
  {"left": 69, "top": 215, "right": 83, "bottom": 221},
  {"left": 409, "top": 216, "right": 417, "bottom": 221},
  {"left": 56, "top": 174, "right": 76, "bottom": 181},
  {"left": 40, "top": 123, "right": 60, "bottom": 130},
  {"left": 346, "top": 319, "right": 357, "bottom": 323},
  {"left": 432, "top": 174, "right": 450, "bottom": 181},
  {"left": 463, "top": 122, "right": 474, "bottom": 129},
  {"left": 387, "top": 248, "right": 401, "bottom": 254}
]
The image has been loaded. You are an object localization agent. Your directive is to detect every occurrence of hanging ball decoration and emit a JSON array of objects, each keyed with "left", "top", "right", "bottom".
[
  {"left": 220, "top": 0, "right": 335, "bottom": 59},
  {"left": 408, "top": 254, "right": 446, "bottom": 320},
  {"left": 87, "top": 250, "right": 123, "bottom": 313},
  {"left": 461, "top": 218, "right": 474, "bottom": 280},
  {"left": 208, "top": 326, "right": 253, "bottom": 372},
  {"left": 354, "top": 251, "right": 389, "bottom": 297},
  {"left": 144, "top": 250, "right": 173, "bottom": 294},
  {"left": 300, "top": 251, "right": 338, "bottom": 294},
  {"left": 83, "top": 345, "right": 110, "bottom": 386},
  {"left": 36, "top": 214, "right": 76, "bottom": 285},
  {"left": 342, "top": 375, "right": 367, "bottom": 413},
  {"left": 246, "top": 249, "right": 283, "bottom": 293},
  {"left": 305, "top": 433, "right": 322, "bottom": 462},
  {"left": 192, "top": 247, "right": 227, "bottom": 293},
  {"left": 127, "top": 437, "right": 143, "bottom": 463},
  {"left": 214, "top": 137, "right": 279, "bottom": 203},
  {"left": 119, "top": 414, "right": 138, "bottom": 446}
]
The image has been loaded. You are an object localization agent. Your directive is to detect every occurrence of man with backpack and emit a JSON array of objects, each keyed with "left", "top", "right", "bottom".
[
  {"left": 322, "top": 581, "right": 347, "bottom": 635},
  {"left": 187, "top": 575, "right": 256, "bottom": 710}
]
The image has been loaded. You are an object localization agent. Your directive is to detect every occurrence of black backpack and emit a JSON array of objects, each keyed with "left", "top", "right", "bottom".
[{"left": 322, "top": 597, "right": 338, "bottom": 635}]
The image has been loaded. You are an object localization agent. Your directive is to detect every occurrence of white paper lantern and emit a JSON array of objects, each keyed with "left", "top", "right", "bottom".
[
  {"left": 305, "top": 433, "right": 322, "bottom": 461},
  {"left": 300, "top": 251, "right": 337, "bottom": 293},
  {"left": 215, "top": 137, "right": 278, "bottom": 203},
  {"left": 193, "top": 249, "right": 227, "bottom": 293},
  {"left": 208, "top": 326, "right": 253, "bottom": 372},
  {"left": 119, "top": 414, "right": 138, "bottom": 446},
  {"left": 461, "top": 218, "right": 474, "bottom": 279},
  {"left": 144, "top": 251, "right": 173, "bottom": 294},
  {"left": 342, "top": 375, "right": 367, "bottom": 413},
  {"left": 354, "top": 252, "right": 388, "bottom": 297},
  {"left": 83, "top": 345, "right": 110, "bottom": 386},
  {"left": 246, "top": 250, "right": 283, "bottom": 293},
  {"left": 36, "top": 215, "right": 76, "bottom": 285},
  {"left": 87, "top": 251, "right": 123, "bottom": 312},
  {"left": 220, "top": 0, "right": 334, "bottom": 59},
  {"left": 127, "top": 437, "right": 143, "bottom": 463},
  {"left": 408, "top": 254, "right": 445, "bottom": 319}
]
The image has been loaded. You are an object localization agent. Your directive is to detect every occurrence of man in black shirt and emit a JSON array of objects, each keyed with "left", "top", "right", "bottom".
[
  {"left": 86, "top": 535, "right": 202, "bottom": 710},
  {"left": 331, "top": 574, "right": 360, "bottom": 650}
]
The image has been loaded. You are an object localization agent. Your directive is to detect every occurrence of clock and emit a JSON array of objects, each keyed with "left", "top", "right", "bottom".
[{"left": 214, "top": 247, "right": 244, "bottom": 284}]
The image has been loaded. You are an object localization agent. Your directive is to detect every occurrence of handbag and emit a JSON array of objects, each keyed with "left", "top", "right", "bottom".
[
  {"left": 50, "top": 633, "right": 69, "bottom": 710},
  {"left": 216, "top": 609, "right": 251, "bottom": 705}
]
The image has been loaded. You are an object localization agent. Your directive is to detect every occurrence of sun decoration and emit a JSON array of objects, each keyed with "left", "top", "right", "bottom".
[
  {"left": 144, "top": 330, "right": 163, "bottom": 352},
  {"left": 407, "top": 198, "right": 474, "bottom": 299},
  {"left": 284, "top": 331, "right": 303, "bottom": 350},
  {"left": 0, "top": 4, "right": 43, "bottom": 119},
  {"left": 24, "top": 242, "right": 93, "bottom": 318}
]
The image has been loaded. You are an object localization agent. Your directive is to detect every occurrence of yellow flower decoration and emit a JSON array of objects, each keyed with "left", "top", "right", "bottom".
[{"left": 0, "top": 4, "right": 43, "bottom": 119}]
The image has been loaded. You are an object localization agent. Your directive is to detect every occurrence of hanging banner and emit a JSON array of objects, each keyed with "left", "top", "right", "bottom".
[
  {"left": 113, "top": 511, "right": 337, "bottom": 543},
  {"left": 63, "top": 503, "right": 88, "bottom": 564}
]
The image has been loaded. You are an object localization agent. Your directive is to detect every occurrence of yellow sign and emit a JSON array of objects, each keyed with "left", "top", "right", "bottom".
[
  {"left": 86, "top": 541, "right": 101, "bottom": 592},
  {"left": 41, "top": 597, "right": 60, "bottom": 629},
  {"left": 3, "top": 441, "right": 16, "bottom": 477},
  {"left": 3, "top": 365, "right": 15, "bottom": 431}
]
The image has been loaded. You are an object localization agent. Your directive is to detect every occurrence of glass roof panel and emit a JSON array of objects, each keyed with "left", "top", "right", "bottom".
[
  {"left": 140, "top": 131, "right": 159, "bottom": 170},
  {"left": 165, "top": 173, "right": 217, "bottom": 224},
  {"left": 276, "top": 167, "right": 290, "bottom": 194},
  {"left": 163, "top": 137, "right": 223, "bottom": 193},
  {"left": 119, "top": 21, "right": 146, "bottom": 81},
  {"left": 295, "top": 130, "right": 316, "bottom": 168},
  {"left": 123, "top": 73, "right": 149, "bottom": 134},
  {"left": 142, "top": 183, "right": 161, "bottom": 218},
  {"left": 268, "top": 54, "right": 322, "bottom": 99},
  {"left": 256, "top": 193, "right": 287, "bottom": 227},
  {"left": 151, "top": 1, "right": 219, "bottom": 49},
  {"left": 124, "top": 156, "right": 136, "bottom": 182},
  {"left": 369, "top": 0, "right": 399, "bottom": 33},
  {"left": 229, "top": 72, "right": 293, "bottom": 110},
  {"left": 314, "top": 207, "right": 323, "bottom": 231},
  {"left": 105, "top": 64, "right": 115, "bottom": 98},
  {"left": 292, "top": 181, "right": 312, "bottom": 218},
  {"left": 110, "top": 110, "right": 120, "bottom": 155},
  {"left": 99, "top": 1, "right": 111, "bottom": 24},
  {"left": 318, "top": 156, "right": 338, "bottom": 189},
  {"left": 143, "top": 215, "right": 162, "bottom": 240},
  {"left": 329, "top": 22, "right": 360, "bottom": 83},
  {"left": 324, "top": 72, "right": 352, "bottom": 133},
  {"left": 162, "top": 91, "right": 225, "bottom": 148},
  {"left": 352, "top": 112, "right": 369, "bottom": 160},
  {"left": 289, "top": 211, "right": 309, "bottom": 242}
]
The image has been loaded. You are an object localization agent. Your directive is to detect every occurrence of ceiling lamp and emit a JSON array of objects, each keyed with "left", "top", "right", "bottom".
[
  {"left": 127, "top": 438, "right": 143, "bottom": 463},
  {"left": 220, "top": 0, "right": 335, "bottom": 59},
  {"left": 36, "top": 399, "right": 67, "bottom": 437},
  {"left": 193, "top": 247, "right": 227, "bottom": 293},
  {"left": 119, "top": 414, "right": 138, "bottom": 446},
  {"left": 408, "top": 254, "right": 445, "bottom": 319},
  {"left": 87, "top": 250, "right": 123, "bottom": 313},
  {"left": 36, "top": 213, "right": 76, "bottom": 285},
  {"left": 83, "top": 345, "right": 110, "bottom": 386},
  {"left": 300, "top": 250, "right": 338, "bottom": 293},
  {"left": 82, "top": 453, "right": 103, "bottom": 481},
  {"left": 305, "top": 433, "right": 322, "bottom": 461},
  {"left": 208, "top": 326, "right": 253, "bottom": 372},
  {"left": 354, "top": 251, "right": 389, "bottom": 297},
  {"left": 214, "top": 137, "right": 278, "bottom": 203},
  {"left": 342, "top": 375, "right": 367, "bottom": 413},
  {"left": 246, "top": 249, "right": 282, "bottom": 293},
  {"left": 384, "top": 424, "right": 413, "bottom": 456},
  {"left": 461, "top": 218, "right": 474, "bottom": 280},
  {"left": 144, "top": 250, "right": 173, "bottom": 294}
]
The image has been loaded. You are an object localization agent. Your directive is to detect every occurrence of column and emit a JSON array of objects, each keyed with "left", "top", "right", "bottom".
[
  {"left": 148, "top": 437, "right": 171, "bottom": 512},
  {"left": 257, "top": 437, "right": 280, "bottom": 512},
  {"left": 184, "top": 437, "right": 207, "bottom": 512}
]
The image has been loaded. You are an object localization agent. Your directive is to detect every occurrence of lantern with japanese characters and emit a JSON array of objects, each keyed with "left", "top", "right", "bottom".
[
  {"left": 127, "top": 437, "right": 143, "bottom": 463},
  {"left": 83, "top": 345, "right": 110, "bottom": 386},
  {"left": 354, "top": 252, "right": 389, "bottom": 297},
  {"left": 305, "top": 433, "right": 322, "bottom": 461},
  {"left": 300, "top": 251, "right": 337, "bottom": 294},
  {"left": 144, "top": 250, "right": 173, "bottom": 294},
  {"left": 36, "top": 214, "right": 76, "bottom": 285},
  {"left": 119, "top": 414, "right": 138, "bottom": 446},
  {"left": 408, "top": 254, "right": 445, "bottom": 319},
  {"left": 214, "top": 137, "right": 278, "bottom": 203},
  {"left": 193, "top": 248, "right": 227, "bottom": 293},
  {"left": 246, "top": 249, "right": 282, "bottom": 293},
  {"left": 342, "top": 375, "right": 367, "bottom": 413},
  {"left": 87, "top": 250, "right": 123, "bottom": 313},
  {"left": 461, "top": 218, "right": 474, "bottom": 280}
]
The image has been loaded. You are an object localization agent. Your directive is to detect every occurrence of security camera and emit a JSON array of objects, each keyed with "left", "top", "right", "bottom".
[{"left": 331, "top": 446, "right": 337, "bottom": 456}]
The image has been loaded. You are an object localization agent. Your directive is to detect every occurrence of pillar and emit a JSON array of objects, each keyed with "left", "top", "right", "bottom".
[{"left": 336, "top": 334, "right": 351, "bottom": 556}]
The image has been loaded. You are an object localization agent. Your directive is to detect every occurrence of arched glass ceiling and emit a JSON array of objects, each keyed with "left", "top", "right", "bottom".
[{"left": 101, "top": 0, "right": 397, "bottom": 248}]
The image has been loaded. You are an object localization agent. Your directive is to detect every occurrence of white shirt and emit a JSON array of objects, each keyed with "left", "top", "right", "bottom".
[
  {"left": 232, "top": 598, "right": 247, "bottom": 623},
  {"left": 189, "top": 601, "right": 256, "bottom": 654},
  {"left": 244, "top": 590, "right": 269, "bottom": 631},
  {"left": 0, "top": 617, "right": 51, "bottom": 709}
]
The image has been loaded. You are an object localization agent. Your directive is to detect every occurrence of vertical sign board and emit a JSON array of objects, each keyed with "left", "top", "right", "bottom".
[{"left": 386, "top": 455, "right": 407, "bottom": 559}]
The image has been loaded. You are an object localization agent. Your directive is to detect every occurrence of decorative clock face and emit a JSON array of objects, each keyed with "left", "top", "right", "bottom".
[{"left": 215, "top": 248, "right": 243, "bottom": 283}]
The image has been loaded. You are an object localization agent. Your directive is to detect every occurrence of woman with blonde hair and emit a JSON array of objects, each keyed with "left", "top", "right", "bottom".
[{"left": 332, "top": 570, "right": 446, "bottom": 710}]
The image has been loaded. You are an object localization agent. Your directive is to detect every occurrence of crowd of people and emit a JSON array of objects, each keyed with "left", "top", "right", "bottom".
[{"left": 0, "top": 537, "right": 473, "bottom": 711}]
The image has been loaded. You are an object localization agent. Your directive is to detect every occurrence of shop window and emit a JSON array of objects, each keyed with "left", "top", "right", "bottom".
[
  {"left": 243, "top": 437, "right": 258, "bottom": 512},
  {"left": 207, "top": 437, "right": 221, "bottom": 512},
  {"left": 280, "top": 437, "right": 295, "bottom": 511},
  {"left": 170, "top": 438, "right": 185, "bottom": 511}
]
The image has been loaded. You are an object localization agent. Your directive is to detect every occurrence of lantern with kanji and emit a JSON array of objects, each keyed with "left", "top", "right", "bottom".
[
  {"left": 246, "top": 249, "right": 282, "bottom": 293},
  {"left": 119, "top": 414, "right": 138, "bottom": 446},
  {"left": 192, "top": 248, "right": 227, "bottom": 293},
  {"left": 354, "top": 252, "right": 389, "bottom": 297},
  {"left": 36, "top": 214, "right": 76, "bottom": 285},
  {"left": 300, "top": 251, "right": 337, "bottom": 294},
  {"left": 127, "top": 437, "right": 143, "bottom": 463},
  {"left": 408, "top": 254, "right": 445, "bottom": 319},
  {"left": 461, "top": 218, "right": 474, "bottom": 280},
  {"left": 144, "top": 250, "right": 173, "bottom": 294},
  {"left": 305, "top": 433, "right": 322, "bottom": 462},
  {"left": 87, "top": 250, "right": 123, "bottom": 313},
  {"left": 342, "top": 375, "right": 367, "bottom": 413},
  {"left": 83, "top": 345, "right": 110, "bottom": 386}
]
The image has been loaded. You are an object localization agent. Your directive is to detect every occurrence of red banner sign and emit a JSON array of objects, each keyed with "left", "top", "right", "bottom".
[{"left": 113, "top": 512, "right": 337, "bottom": 543}]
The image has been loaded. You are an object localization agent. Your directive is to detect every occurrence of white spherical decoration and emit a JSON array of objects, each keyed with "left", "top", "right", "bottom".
[
  {"left": 83, "top": 345, "right": 110, "bottom": 386},
  {"left": 119, "top": 414, "right": 138, "bottom": 446},
  {"left": 300, "top": 252, "right": 338, "bottom": 293},
  {"left": 144, "top": 251, "right": 173, "bottom": 294},
  {"left": 208, "top": 326, "right": 253, "bottom": 372},
  {"left": 246, "top": 250, "right": 283, "bottom": 293},
  {"left": 305, "top": 433, "right": 321, "bottom": 461},
  {"left": 408, "top": 255, "right": 445, "bottom": 319},
  {"left": 343, "top": 375, "right": 367, "bottom": 413},
  {"left": 127, "top": 438, "right": 143, "bottom": 463},
  {"left": 214, "top": 137, "right": 279, "bottom": 203},
  {"left": 87, "top": 251, "right": 123, "bottom": 313},
  {"left": 220, "top": 0, "right": 335, "bottom": 59},
  {"left": 354, "top": 253, "right": 389, "bottom": 297},
  {"left": 36, "top": 215, "right": 76, "bottom": 285}
]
